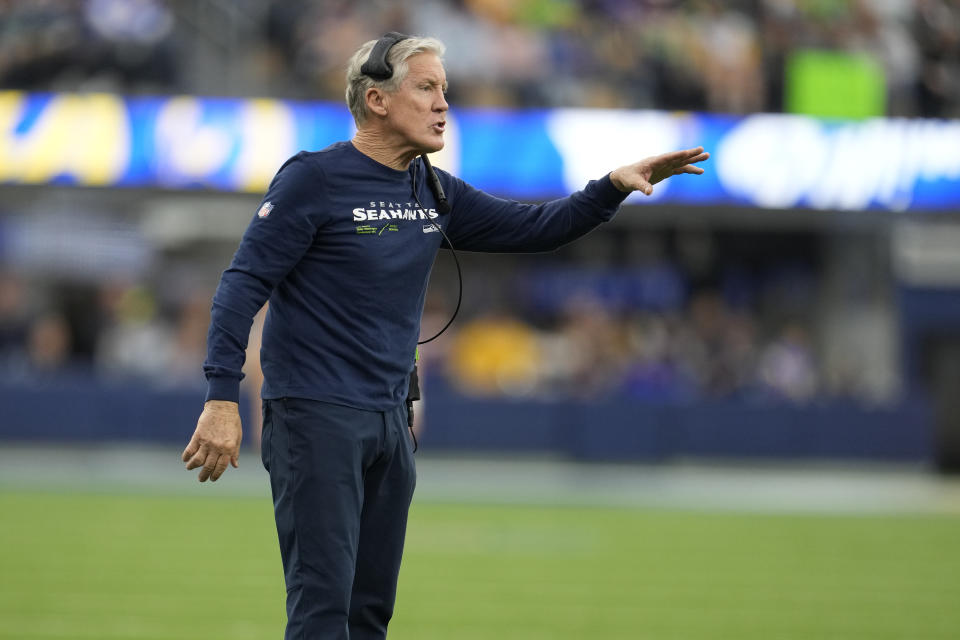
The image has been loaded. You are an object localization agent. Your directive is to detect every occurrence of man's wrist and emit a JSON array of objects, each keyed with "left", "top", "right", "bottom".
[
  {"left": 608, "top": 169, "right": 630, "bottom": 193},
  {"left": 594, "top": 173, "right": 631, "bottom": 209},
  {"left": 204, "top": 399, "right": 239, "bottom": 410}
]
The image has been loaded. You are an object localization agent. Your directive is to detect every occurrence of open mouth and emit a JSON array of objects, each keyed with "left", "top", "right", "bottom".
[{"left": 432, "top": 122, "right": 446, "bottom": 133}]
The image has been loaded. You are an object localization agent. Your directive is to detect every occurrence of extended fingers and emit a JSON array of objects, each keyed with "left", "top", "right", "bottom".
[
  {"left": 666, "top": 151, "right": 709, "bottom": 172},
  {"left": 615, "top": 145, "right": 709, "bottom": 194},
  {"left": 649, "top": 148, "right": 708, "bottom": 182},
  {"left": 660, "top": 146, "right": 704, "bottom": 165}
]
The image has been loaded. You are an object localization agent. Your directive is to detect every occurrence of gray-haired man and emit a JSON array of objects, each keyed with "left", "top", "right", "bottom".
[{"left": 182, "top": 33, "right": 708, "bottom": 639}]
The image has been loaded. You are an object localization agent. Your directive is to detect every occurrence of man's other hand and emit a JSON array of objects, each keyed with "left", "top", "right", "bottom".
[
  {"left": 182, "top": 400, "right": 243, "bottom": 482},
  {"left": 610, "top": 146, "right": 710, "bottom": 196}
]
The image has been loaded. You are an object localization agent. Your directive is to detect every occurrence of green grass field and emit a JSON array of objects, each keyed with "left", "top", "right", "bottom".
[{"left": 1, "top": 491, "right": 958, "bottom": 640}]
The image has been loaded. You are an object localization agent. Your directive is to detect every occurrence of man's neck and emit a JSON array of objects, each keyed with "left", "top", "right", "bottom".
[{"left": 352, "top": 129, "right": 418, "bottom": 171}]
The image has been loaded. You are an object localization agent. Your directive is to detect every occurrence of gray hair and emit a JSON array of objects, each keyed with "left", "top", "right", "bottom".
[{"left": 345, "top": 36, "right": 446, "bottom": 126}]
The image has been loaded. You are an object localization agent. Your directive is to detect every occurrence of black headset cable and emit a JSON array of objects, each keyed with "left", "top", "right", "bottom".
[
  {"left": 406, "top": 155, "right": 463, "bottom": 453},
  {"left": 413, "top": 154, "right": 462, "bottom": 346}
]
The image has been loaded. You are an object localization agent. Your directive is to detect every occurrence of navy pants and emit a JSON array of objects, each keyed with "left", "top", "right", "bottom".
[{"left": 260, "top": 398, "right": 417, "bottom": 639}]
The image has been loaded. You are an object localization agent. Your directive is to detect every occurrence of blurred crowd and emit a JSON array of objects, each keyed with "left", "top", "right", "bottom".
[
  {"left": 0, "top": 0, "right": 178, "bottom": 93},
  {"left": 0, "top": 269, "right": 211, "bottom": 389},
  {"left": 1, "top": 0, "right": 958, "bottom": 117},
  {"left": 434, "top": 293, "right": 822, "bottom": 404},
  {"left": 265, "top": 0, "right": 960, "bottom": 116},
  {"left": 418, "top": 250, "right": 848, "bottom": 404},
  {"left": 0, "top": 251, "right": 872, "bottom": 407}
]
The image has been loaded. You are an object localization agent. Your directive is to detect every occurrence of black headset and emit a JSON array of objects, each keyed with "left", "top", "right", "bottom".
[{"left": 360, "top": 31, "right": 409, "bottom": 80}]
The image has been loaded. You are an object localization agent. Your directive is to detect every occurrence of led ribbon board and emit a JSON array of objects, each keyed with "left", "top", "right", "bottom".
[{"left": 1, "top": 91, "right": 958, "bottom": 211}]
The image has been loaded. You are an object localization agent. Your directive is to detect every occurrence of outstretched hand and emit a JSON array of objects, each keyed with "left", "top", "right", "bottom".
[
  {"left": 610, "top": 146, "right": 710, "bottom": 196},
  {"left": 182, "top": 400, "right": 243, "bottom": 482}
]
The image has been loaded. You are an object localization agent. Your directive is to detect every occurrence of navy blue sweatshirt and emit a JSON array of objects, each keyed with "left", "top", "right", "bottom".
[{"left": 204, "top": 141, "right": 628, "bottom": 410}]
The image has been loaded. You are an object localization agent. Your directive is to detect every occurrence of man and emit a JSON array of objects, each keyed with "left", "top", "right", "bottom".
[{"left": 182, "top": 33, "right": 708, "bottom": 639}]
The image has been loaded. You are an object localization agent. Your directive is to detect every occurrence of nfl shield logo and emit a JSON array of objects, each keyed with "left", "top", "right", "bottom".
[{"left": 258, "top": 202, "right": 274, "bottom": 218}]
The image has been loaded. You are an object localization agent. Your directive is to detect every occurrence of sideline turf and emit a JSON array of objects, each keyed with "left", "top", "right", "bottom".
[{"left": 0, "top": 492, "right": 957, "bottom": 639}]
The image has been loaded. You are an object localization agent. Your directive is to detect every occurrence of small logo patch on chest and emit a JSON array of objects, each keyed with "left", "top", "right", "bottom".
[
  {"left": 356, "top": 223, "right": 399, "bottom": 235},
  {"left": 257, "top": 202, "right": 274, "bottom": 218}
]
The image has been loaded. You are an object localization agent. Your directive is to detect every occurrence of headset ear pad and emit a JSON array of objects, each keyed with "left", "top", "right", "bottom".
[{"left": 360, "top": 32, "right": 410, "bottom": 80}]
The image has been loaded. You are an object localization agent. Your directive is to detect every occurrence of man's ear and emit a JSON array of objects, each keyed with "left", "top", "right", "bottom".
[{"left": 365, "top": 87, "right": 388, "bottom": 118}]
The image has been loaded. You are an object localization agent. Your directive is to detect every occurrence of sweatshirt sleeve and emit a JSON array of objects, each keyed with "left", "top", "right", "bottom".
[
  {"left": 203, "top": 154, "right": 325, "bottom": 403},
  {"left": 442, "top": 172, "right": 629, "bottom": 253}
]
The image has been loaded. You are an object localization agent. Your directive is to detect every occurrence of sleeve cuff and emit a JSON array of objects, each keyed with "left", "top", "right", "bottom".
[
  {"left": 205, "top": 376, "right": 242, "bottom": 404},
  {"left": 593, "top": 174, "right": 631, "bottom": 210}
]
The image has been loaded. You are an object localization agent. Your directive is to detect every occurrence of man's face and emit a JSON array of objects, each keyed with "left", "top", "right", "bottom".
[{"left": 384, "top": 52, "right": 448, "bottom": 154}]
